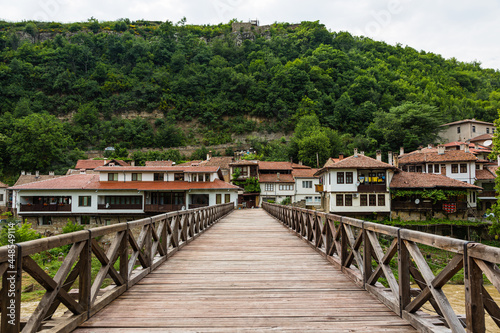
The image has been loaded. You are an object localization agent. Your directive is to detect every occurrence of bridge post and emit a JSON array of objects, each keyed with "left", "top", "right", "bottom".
[
  {"left": 340, "top": 217, "right": 348, "bottom": 268},
  {"left": 398, "top": 228, "right": 410, "bottom": 317},
  {"left": 1, "top": 244, "right": 22, "bottom": 333},
  {"left": 465, "top": 243, "right": 485, "bottom": 333}
]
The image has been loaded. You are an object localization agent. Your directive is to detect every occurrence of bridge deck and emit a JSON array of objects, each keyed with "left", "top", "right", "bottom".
[{"left": 74, "top": 209, "right": 415, "bottom": 332}]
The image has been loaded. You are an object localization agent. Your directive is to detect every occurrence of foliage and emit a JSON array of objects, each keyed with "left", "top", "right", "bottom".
[
  {"left": 0, "top": 220, "right": 41, "bottom": 246},
  {"left": 62, "top": 220, "right": 85, "bottom": 234},
  {"left": 391, "top": 189, "right": 467, "bottom": 204},
  {"left": 280, "top": 197, "right": 291, "bottom": 205},
  {"left": 233, "top": 177, "right": 261, "bottom": 193},
  {"left": 0, "top": 19, "right": 499, "bottom": 179}
]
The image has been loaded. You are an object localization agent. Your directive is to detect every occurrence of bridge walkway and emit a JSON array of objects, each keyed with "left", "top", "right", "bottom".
[{"left": 74, "top": 209, "right": 415, "bottom": 332}]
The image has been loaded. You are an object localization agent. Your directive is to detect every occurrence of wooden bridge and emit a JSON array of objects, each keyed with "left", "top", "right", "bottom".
[{"left": 1, "top": 203, "right": 500, "bottom": 332}]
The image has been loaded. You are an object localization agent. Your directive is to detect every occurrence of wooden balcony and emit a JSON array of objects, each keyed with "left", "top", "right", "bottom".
[
  {"left": 478, "top": 190, "right": 496, "bottom": 198},
  {"left": 315, "top": 184, "right": 324, "bottom": 192},
  {"left": 144, "top": 204, "right": 184, "bottom": 213},
  {"left": 357, "top": 184, "right": 387, "bottom": 193},
  {"left": 189, "top": 204, "right": 209, "bottom": 209},
  {"left": 20, "top": 204, "right": 71, "bottom": 212},
  {"left": 391, "top": 201, "right": 468, "bottom": 212},
  {"left": 98, "top": 204, "right": 142, "bottom": 210}
]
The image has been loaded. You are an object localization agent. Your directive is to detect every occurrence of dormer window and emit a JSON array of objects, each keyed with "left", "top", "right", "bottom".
[
  {"left": 205, "top": 174, "right": 211, "bottom": 182},
  {"left": 108, "top": 173, "right": 118, "bottom": 181},
  {"left": 154, "top": 173, "right": 164, "bottom": 181},
  {"left": 132, "top": 173, "right": 142, "bottom": 181}
]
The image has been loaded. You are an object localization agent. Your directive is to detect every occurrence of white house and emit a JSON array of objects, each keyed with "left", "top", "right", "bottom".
[
  {"left": 10, "top": 165, "right": 239, "bottom": 229},
  {"left": 292, "top": 168, "right": 320, "bottom": 206},
  {"left": 398, "top": 145, "right": 477, "bottom": 184},
  {"left": 315, "top": 150, "right": 397, "bottom": 217}
]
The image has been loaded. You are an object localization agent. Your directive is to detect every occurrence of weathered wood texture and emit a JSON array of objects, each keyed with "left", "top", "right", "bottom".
[
  {"left": 75, "top": 208, "right": 414, "bottom": 333},
  {"left": 0, "top": 203, "right": 234, "bottom": 333},
  {"left": 263, "top": 202, "right": 500, "bottom": 333}
]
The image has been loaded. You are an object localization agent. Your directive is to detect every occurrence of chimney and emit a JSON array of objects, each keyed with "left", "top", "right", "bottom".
[
  {"left": 339, "top": 154, "right": 344, "bottom": 161},
  {"left": 360, "top": 151, "right": 365, "bottom": 156},
  {"left": 376, "top": 150, "right": 382, "bottom": 161},
  {"left": 427, "top": 144, "right": 433, "bottom": 149},
  {"left": 21, "top": 171, "right": 25, "bottom": 176},
  {"left": 400, "top": 147, "right": 404, "bottom": 156},
  {"left": 388, "top": 151, "right": 393, "bottom": 166},
  {"left": 460, "top": 143, "right": 465, "bottom": 151},
  {"left": 437, "top": 145, "right": 445, "bottom": 155},
  {"left": 299, "top": 161, "right": 303, "bottom": 165},
  {"left": 49, "top": 171, "right": 55, "bottom": 176},
  {"left": 393, "top": 154, "right": 399, "bottom": 168},
  {"left": 465, "top": 145, "right": 470, "bottom": 153},
  {"left": 353, "top": 148, "right": 358, "bottom": 157},
  {"left": 27, "top": 172, "right": 32, "bottom": 176},
  {"left": 207, "top": 151, "right": 212, "bottom": 161},
  {"left": 131, "top": 161, "right": 135, "bottom": 166},
  {"left": 35, "top": 171, "right": 39, "bottom": 178}
]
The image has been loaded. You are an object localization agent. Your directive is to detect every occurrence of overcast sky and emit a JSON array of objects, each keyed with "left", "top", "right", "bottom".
[{"left": 1, "top": 0, "right": 499, "bottom": 70}]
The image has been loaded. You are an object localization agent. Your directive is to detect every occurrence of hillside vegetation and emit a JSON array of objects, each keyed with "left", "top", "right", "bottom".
[{"left": 0, "top": 19, "right": 499, "bottom": 181}]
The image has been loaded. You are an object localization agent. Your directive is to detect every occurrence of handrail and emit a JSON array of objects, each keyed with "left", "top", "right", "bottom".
[
  {"left": 0, "top": 203, "right": 234, "bottom": 333},
  {"left": 262, "top": 202, "right": 500, "bottom": 333}
]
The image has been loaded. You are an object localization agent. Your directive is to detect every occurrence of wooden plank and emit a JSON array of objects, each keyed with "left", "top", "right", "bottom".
[{"left": 73, "top": 209, "right": 415, "bottom": 333}]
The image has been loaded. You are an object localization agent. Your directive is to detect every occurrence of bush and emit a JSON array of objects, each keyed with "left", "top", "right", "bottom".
[{"left": 0, "top": 219, "right": 41, "bottom": 246}]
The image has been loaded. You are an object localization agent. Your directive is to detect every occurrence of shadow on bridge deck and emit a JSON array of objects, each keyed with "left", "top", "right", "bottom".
[{"left": 74, "top": 208, "right": 415, "bottom": 332}]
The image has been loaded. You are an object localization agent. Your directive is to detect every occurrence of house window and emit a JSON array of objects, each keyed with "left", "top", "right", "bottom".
[
  {"left": 265, "top": 184, "right": 274, "bottom": 191},
  {"left": 41, "top": 216, "right": 52, "bottom": 226},
  {"left": 378, "top": 194, "right": 385, "bottom": 206},
  {"left": 108, "top": 173, "right": 118, "bottom": 181},
  {"left": 205, "top": 174, "right": 211, "bottom": 182},
  {"left": 346, "top": 172, "right": 353, "bottom": 184},
  {"left": 79, "top": 196, "right": 91, "bottom": 207},
  {"left": 279, "top": 184, "right": 293, "bottom": 191},
  {"left": 451, "top": 164, "right": 458, "bottom": 173},
  {"left": 306, "top": 196, "right": 313, "bottom": 203},
  {"left": 409, "top": 166, "right": 415, "bottom": 172},
  {"left": 315, "top": 196, "right": 321, "bottom": 202},
  {"left": 360, "top": 194, "right": 367, "bottom": 206},
  {"left": 216, "top": 194, "right": 221, "bottom": 204},
  {"left": 104, "top": 219, "right": 111, "bottom": 226},
  {"left": 225, "top": 194, "right": 230, "bottom": 203},
  {"left": 369, "top": 194, "right": 377, "bottom": 206},
  {"left": 434, "top": 164, "right": 440, "bottom": 173},
  {"left": 337, "top": 172, "right": 344, "bottom": 184},
  {"left": 132, "top": 173, "right": 142, "bottom": 181},
  {"left": 427, "top": 165, "right": 433, "bottom": 173},
  {"left": 0, "top": 194, "right": 3, "bottom": 201},
  {"left": 345, "top": 194, "right": 353, "bottom": 206},
  {"left": 487, "top": 128, "right": 490, "bottom": 134},
  {"left": 473, "top": 192, "right": 476, "bottom": 203},
  {"left": 302, "top": 181, "right": 312, "bottom": 188},
  {"left": 154, "top": 173, "right": 164, "bottom": 181},
  {"left": 460, "top": 164, "right": 467, "bottom": 173},
  {"left": 336, "top": 194, "right": 343, "bottom": 206},
  {"left": 416, "top": 166, "right": 422, "bottom": 173},
  {"left": 472, "top": 126, "right": 476, "bottom": 133},
  {"left": 174, "top": 173, "right": 184, "bottom": 181},
  {"left": 377, "top": 172, "right": 386, "bottom": 183},
  {"left": 457, "top": 126, "right": 461, "bottom": 134}
]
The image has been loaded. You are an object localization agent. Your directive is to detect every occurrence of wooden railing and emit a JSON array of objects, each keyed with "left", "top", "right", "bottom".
[
  {"left": 263, "top": 202, "right": 500, "bottom": 333},
  {"left": 0, "top": 203, "right": 234, "bottom": 333}
]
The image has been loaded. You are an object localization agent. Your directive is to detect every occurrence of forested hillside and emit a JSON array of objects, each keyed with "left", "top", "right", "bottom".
[{"left": 0, "top": 19, "right": 499, "bottom": 181}]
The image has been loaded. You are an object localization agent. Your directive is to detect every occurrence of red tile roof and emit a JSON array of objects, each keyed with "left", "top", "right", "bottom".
[
  {"left": 199, "top": 156, "right": 234, "bottom": 169},
  {"left": 292, "top": 168, "right": 318, "bottom": 178},
  {"left": 399, "top": 148, "right": 477, "bottom": 164},
  {"left": 75, "top": 159, "right": 129, "bottom": 169},
  {"left": 10, "top": 174, "right": 239, "bottom": 191},
  {"left": 476, "top": 169, "right": 496, "bottom": 180},
  {"left": 291, "top": 163, "right": 311, "bottom": 169},
  {"left": 390, "top": 172, "right": 482, "bottom": 190},
  {"left": 145, "top": 161, "right": 174, "bottom": 167},
  {"left": 94, "top": 166, "right": 219, "bottom": 173},
  {"left": 258, "top": 161, "right": 294, "bottom": 171},
  {"left": 323, "top": 157, "right": 340, "bottom": 168},
  {"left": 469, "top": 134, "right": 494, "bottom": 143},
  {"left": 14, "top": 174, "right": 64, "bottom": 187},
  {"left": 11, "top": 174, "right": 99, "bottom": 190},
  {"left": 0, "top": 181, "right": 8, "bottom": 188},
  {"left": 316, "top": 155, "right": 396, "bottom": 175},
  {"left": 258, "top": 173, "right": 295, "bottom": 183},
  {"left": 443, "top": 141, "right": 467, "bottom": 147}
]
